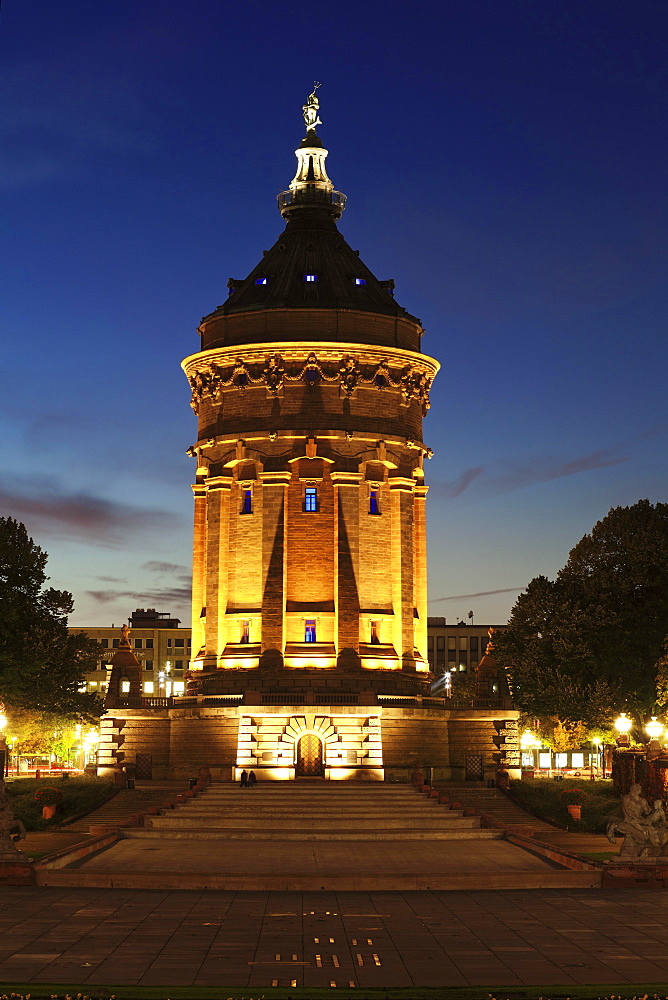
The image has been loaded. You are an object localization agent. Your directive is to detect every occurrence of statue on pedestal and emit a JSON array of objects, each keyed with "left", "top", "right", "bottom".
[{"left": 607, "top": 782, "right": 668, "bottom": 858}]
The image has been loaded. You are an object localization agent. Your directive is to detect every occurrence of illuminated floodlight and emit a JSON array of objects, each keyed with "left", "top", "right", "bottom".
[
  {"left": 520, "top": 729, "right": 538, "bottom": 750},
  {"left": 614, "top": 712, "right": 633, "bottom": 735},
  {"left": 645, "top": 716, "right": 664, "bottom": 740}
]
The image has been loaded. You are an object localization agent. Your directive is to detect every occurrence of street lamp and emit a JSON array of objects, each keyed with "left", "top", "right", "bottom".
[
  {"left": 83, "top": 731, "right": 98, "bottom": 769},
  {"left": 645, "top": 716, "right": 664, "bottom": 740},
  {"left": 0, "top": 712, "right": 8, "bottom": 778},
  {"left": 591, "top": 737, "right": 601, "bottom": 779},
  {"left": 520, "top": 729, "right": 539, "bottom": 771},
  {"left": 614, "top": 712, "right": 632, "bottom": 733}
]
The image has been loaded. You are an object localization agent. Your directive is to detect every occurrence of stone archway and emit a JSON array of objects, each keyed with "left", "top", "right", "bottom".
[{"left": 296, "top": 733, "right": 324, "bottom": 777}]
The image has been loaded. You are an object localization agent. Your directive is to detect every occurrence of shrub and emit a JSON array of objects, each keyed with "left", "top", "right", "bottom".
[
  {"left": 560, "top": 786, "right": 588, "bottom": 805},
  {"left": 507, "top": 777, "right": 621, "bottom": 832},
  {"left": 34, "top": 785, "right": 63, "bottom": 806},
  {"left": 6, "top": 775, "right": 114, "bottom": 830}
]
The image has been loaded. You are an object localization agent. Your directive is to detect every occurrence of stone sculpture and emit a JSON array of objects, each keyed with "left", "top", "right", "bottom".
[
  {"left": 303, "top": 83, "right": 322, "bottom": 133},
  {"left": 606, "top": 782, "right": 668, "bottom": 858},
  {"left": 0, "top": 779, "right": 26, "bottom": 860}
]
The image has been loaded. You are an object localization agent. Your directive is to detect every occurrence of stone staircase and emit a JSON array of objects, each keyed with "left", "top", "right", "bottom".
[
  {"left": 124, "top": 782, "right": 504, "bottom": 842},
  {"left": 437, "top": 782, "right": 553, "bottom": 836}
]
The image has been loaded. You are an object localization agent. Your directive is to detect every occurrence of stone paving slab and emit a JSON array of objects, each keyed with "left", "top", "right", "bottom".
[{"left": 0, "top": 887, "right": 667, "bottom": 989}]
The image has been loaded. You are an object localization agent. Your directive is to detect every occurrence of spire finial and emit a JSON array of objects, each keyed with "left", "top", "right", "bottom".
[{"left": 302, "top": 82, "right": 322, "bottom": 134}]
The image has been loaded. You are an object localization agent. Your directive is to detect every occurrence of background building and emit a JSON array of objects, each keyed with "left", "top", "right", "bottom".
[
  {"left": 426, "top": 618, "right": 508, "bottom": 675},
  {"left": 71, "top": 609, "right": 190, "bottom": 700}
]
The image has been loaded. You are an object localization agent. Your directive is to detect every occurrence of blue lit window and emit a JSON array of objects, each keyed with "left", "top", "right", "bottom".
[
  {"left": 304, "top": 274, "right": 318, "bottom": 282},
  {"left": 255, "top": 277, "right": 267, "bottom": 285},
  {"left": 305, "top": 619, "right": 317, "bottom": 642},
  {"left": 369, "top": 489, "right": 380, "bottom": 515},
  {"left": 304, "top": 487, "right": 318, "bottom": 512},
  {"left": 240, "top": 620, "right": 250, "bottom": 644},
  {"left": 355, "top": 278, "right": 366, "bottom": 286},
  {"left": 241, "top": 489, "right": 252, "bottom": 514}
]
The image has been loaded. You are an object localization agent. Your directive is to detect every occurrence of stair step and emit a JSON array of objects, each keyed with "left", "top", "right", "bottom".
[
  {"left": 147, "top": 816, "right": 478, "bottom": 831},
  {"left": 124, "top": 827, "right": 501, "bottom": 841}
]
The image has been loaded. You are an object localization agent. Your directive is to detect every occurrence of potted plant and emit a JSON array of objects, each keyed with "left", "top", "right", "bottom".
[
  {"left": 35, "top": 785, "right": 63, "bottom": 820},
  {"left": 561, "top": 786, "right": 587, "bottom": 821}
]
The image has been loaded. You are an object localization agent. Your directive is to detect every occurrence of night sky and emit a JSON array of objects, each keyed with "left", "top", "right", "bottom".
[{"left": 2, "top": 1, "right": 666, "bottom": 629}]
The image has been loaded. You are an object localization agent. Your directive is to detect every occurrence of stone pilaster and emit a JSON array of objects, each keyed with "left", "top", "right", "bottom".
[
  {"left": 190, "top": 484, "right": 207, "bottom": 663},
  {"left": 260, "top": 471, "right": 290, "bottom": 666},
  {"left": 332, "top": 472, "right": 362, "bottom": 668},
  {"left": 390, "top": 478, "right": 417, "bottom": 671},
  {"left": 205, "top": 478, "right": 232, "bottom": 668},
  {"left": 413, "top": 485, "right": 429, "bottom": 668}
]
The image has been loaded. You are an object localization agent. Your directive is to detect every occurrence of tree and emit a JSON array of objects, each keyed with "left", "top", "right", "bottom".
[
  {"left": 0, "top": 517, "right": 102, "bottom": 721},
  {"left": 494, "top": 500, "right": 668, "bottom": 730}
]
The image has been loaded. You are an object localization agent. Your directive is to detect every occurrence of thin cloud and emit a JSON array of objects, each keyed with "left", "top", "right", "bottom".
[
  {"left": 482, "top": 449, "right": 626, "bottom": 499},
  {"left": 87, "top": 585, "right": 191, "bottom": 606},
  {"left": 431, "top": 466, "right": 484, "bottom": 499},
  {"left": 142, "top": 560, "right": 189, "bottom": 575},
  {"left": 429, "top": 587, "right": 524, "bottom": 603},
  {"left": 0, "top": 478, "right": 182, "bottom": 547},
  {"left": 430, "top": 426, "right": 668, "bottom": 506}
]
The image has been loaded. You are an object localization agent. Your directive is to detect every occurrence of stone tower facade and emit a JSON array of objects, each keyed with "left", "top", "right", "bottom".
[
  {"left": 183, "top": 95, "right": 439, "bottom": 681},
  {"left": 99, "top": 92, "right": 517, "bottom": 784}
]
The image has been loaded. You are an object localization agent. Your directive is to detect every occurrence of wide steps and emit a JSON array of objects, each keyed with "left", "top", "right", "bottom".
[
  {"left": 126, "top": 783, "right": 497, "bottom": 842},
  {"left": 125, "top": 827, "right": 501, "bottom": 842},
  {"left": 146, "top": 814, "right": 478, "bottom": 831}
]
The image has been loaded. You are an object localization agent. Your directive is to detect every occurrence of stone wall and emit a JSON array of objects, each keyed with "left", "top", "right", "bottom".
[{"left": 100, "top": 704, "right": 517, "bottom": 782}]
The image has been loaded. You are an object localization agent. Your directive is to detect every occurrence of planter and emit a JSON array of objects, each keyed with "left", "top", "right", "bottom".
[
  {"left": 566, "top": 804, "right": 582, "bottom": 821},
  {"left": 41, "top": 804, "right": 56, "bottom": 820}
]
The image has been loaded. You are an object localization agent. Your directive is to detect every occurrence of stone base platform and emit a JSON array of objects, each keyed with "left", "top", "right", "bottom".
[{"left": 36, "top": 837, "right": 601, "bottom": 891}]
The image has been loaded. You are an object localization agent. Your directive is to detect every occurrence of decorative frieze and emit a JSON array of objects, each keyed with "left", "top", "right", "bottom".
[{"left": 187, "top": 349, "right": 434, "bottom": 414}]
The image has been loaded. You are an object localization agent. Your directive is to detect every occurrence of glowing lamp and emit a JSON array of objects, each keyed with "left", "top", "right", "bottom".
[
  {"left": 614, "top": 712, "right": 632, "bottom": 735},
  {"left": 520, "top": 729, "right": 538, "bottom": 750},
  {"left": 0, "top": 713, "right": 7, "bottom": 732},
  {"left": 645, "top": 716, "right": 664, "bottom": 740}
]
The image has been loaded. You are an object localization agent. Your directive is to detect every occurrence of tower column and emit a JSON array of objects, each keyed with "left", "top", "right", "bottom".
[
  {"left": 190, "top": 483, "right": 207, "bottom": 665},
  {"left": 205, "top": 478, "right": 232, "bottom": 669},
  {"left": 390, "top": 478, "right": 417, "bottom": 671},
  {"left": 413, "top": 485, "right": 429, "bottom": 669},
  {"left": 260, "top": 471, "right": 290, "bottom": 667},
  {"left": 332, "top": 472, "right": 362, "bottom": 668}
]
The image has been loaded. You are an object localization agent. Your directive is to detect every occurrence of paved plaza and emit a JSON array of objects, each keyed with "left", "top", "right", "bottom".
[{"left": 0, "top": 886, "right": 668, "bottom": 990}]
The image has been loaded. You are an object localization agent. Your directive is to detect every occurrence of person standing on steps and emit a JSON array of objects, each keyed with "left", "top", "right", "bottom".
[
  {"left": 248, "top": 770, "right": 257, "bottom": 788},
  {"left": 240, "top": 769, "right": 248, "bottom": 788}
]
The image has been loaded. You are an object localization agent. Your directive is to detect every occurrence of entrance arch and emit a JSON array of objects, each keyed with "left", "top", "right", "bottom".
[{"left": 296, "top": 733, "right": 324, "bottom": 777}]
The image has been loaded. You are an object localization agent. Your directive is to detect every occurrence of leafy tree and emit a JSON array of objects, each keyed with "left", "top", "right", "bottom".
[
  {"left": 494, "top": 500, "right": 668, "bottom": 730},
  {"left": 3, "top": 708, "right": 79, "bottom": 758},
  {"left": 0, "top": 517, "right": 102, "bottom": 721}
]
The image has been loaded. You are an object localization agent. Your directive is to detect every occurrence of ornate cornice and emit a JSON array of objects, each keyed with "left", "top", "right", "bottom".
[{"left": 182, "top": 342, "right": 439, "bottom": 416}]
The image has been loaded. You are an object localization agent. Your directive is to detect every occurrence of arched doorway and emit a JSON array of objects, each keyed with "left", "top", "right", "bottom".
[{"left": 296, "top": 733, "right": 324, "bottom": 777}]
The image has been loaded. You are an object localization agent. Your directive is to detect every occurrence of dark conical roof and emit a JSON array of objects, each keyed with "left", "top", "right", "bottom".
[
  {"left": 202, "top": 96, "right": 420, "bottom": 328},
  {"left": 208, "top": 211, "right": 418, "bottom": 323}
]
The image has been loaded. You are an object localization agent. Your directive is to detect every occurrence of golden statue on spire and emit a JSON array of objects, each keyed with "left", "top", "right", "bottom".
[{"left": 303, "top": 82, "right": 322, "bottom": 133}]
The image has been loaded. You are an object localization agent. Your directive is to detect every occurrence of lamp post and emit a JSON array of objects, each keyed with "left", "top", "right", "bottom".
[
  {"left": 83, "top": 731, "right": 98, "bottom": 770},
  {"left": 645, "top": 715, "right": 664, "bottom": 759},
  {"left": 645, "top": 716, "right": 664, "bottom": 740},
  {"left": 0, "top": 712, "right": 7, "bottom": 779},
  {"left": 609, "top": 711, "right": 634, "bottom": 781},
  {"left": 520, "top": 729, "right": 539, "bottom": 772},
  {"left": 591, "top": 737, "right": 601, "bottom": 780}
]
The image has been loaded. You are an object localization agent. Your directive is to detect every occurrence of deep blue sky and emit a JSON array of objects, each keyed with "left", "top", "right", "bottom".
[{"left": 1, "top": 0, "right": 666, "bottom": 628}]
